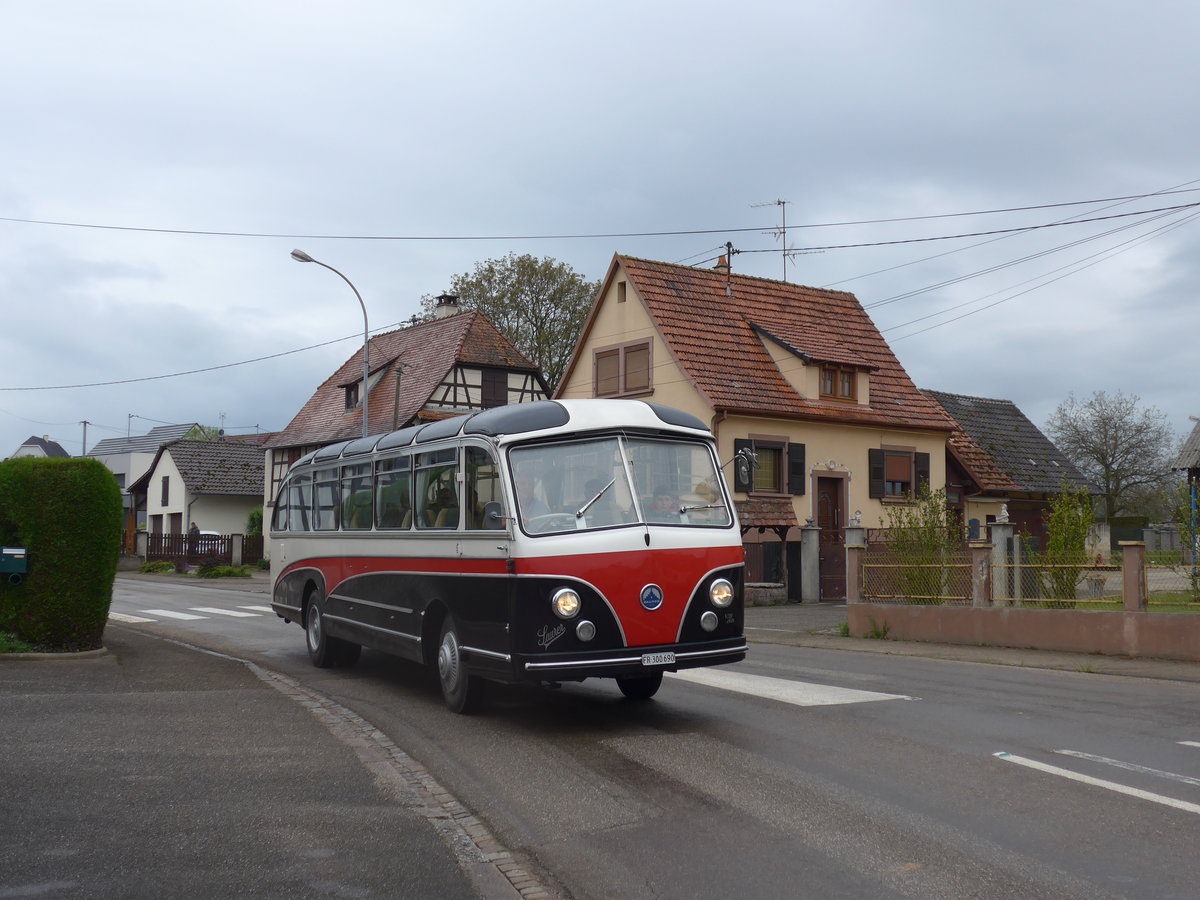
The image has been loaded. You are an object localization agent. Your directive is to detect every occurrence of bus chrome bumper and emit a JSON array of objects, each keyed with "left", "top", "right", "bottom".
[{"left": 520, "top": 638, "right": 747, "bottom": 677}]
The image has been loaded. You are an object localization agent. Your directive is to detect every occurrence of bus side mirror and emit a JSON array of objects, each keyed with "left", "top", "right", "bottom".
[{"left": 482, "top": 501, "right": 507, "bottom": 530}]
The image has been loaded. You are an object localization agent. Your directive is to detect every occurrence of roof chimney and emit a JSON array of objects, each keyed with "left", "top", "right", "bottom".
[
  {"left": 713, "top": 255, "right": 730, "bottom": 274},
  {"left": 433, "top": 293, "right": 460, "bottom": 319}
]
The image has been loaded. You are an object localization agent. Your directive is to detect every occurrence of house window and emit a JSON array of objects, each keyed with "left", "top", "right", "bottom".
[
  {"left": 344, "top": 383, "right": 359, "bottom": 411},
  {"left": 160, "top": 476, "right": 169, "bottom": 507},
  {"left": 734, "top": 438, "right": 806, "bottom": 495},
  {"left": 868, "top": 448, "right": 931, "bottom": 499},
  {"left": 617, "top": 281, "right": 627, "bottom": 303},
  {"left": 593, "top": 340, "right": 651, "bottom": 397},
  {"left": 820, "top": 366, "right": 857, "bottom": 401}
]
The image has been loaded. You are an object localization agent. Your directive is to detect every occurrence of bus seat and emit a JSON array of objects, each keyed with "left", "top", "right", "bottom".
[
  {"left": 401, "top": 510, "right": 412, "bottom": 529},
  {"left": 434, "top": 506, "right": 459, "bottom": 528}
]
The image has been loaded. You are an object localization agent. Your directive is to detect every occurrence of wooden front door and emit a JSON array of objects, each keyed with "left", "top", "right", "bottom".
[{"left": 817, "top": 477, "right": 846, "bottom": 600}]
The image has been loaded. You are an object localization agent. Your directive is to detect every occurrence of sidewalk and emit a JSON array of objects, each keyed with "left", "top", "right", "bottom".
[
  {"left": 0, "top": 624, "right": 492, "bottom": 899},
  {"left": 744, "top": 602, "right": 1200, "bottom": 684}
]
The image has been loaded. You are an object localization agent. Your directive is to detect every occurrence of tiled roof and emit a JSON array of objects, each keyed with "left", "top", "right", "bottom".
[
  {"left": 89, "top": 424, "right": 200, "bottom": 456},
  {"left": 1172, "top": 418, "right": 1200, "bottom": 470},
  {"left": 735, "top": 497, "right": 800, "bottom": 529},
  {"left": 267, "top": 311, "right": 539, "bottom": 449},
  {"left": 616, "top": 256, "right": 951, "bottom": 431},
  {"left": 165, "top": 440, "right": 265, "bottom": 495},
  {"left": 18, "top": 436, "right": 70, "bottom": 458},
  {"left": 924, "top": 390, "right": 1090, "bottom": 494}
]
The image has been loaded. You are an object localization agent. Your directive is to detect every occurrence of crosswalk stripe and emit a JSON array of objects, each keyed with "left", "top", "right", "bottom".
[
  {"left": 239, "top": 605, "right": 274, "bottom": 613},
  {"left": 189, "top": 607, "right": 259, "bottom": 618},
  {"left": 109, "top": 612, "right": 156, "bottom": 623},
  {"left": 141, "top": 609, "right": 206, "bottom": 620},
  {"left": 667, "top": 668, "right": 912, "bottom": 706}
]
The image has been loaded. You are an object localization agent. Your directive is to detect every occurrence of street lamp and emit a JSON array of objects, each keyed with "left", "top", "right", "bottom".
[{"left": 290, "top": 249, "right": 371, "bottom": 438}]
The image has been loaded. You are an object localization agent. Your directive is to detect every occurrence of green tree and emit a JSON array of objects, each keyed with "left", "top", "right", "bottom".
[
  {"left": 1044, "top": 390, "right": 1174, "bottom": 519},
  {"left": 883, "top": 486, "right": 961, "bottom": 602},
  {"left": 1031, "top": 481, "right": 1095, "bottom": 604},
  {"left": 1165, "top": 479, "right": 1200, "bottom": 600},
  {"left": 246, "top": 506, "right": 263, "bottom": 537},
  {"left": 422, "top": 253, "right": 598, "bottom": 391}
]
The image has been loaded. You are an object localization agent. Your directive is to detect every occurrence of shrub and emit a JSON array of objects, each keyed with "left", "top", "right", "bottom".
[
  {"left": 196, "top": 563, "right": 251, "bottom": 579},
  {"left": 0, "top": 458, "right": 122, "bottom": 650},
  {"left": 883, "top": 486, "right": 960, "bottom": 602},
  {"left": 139, "top": 560, "right": 176, "bottom": 574},
  {"left": 1030, "top": 482, "right": 1095, "bottom": 604}
]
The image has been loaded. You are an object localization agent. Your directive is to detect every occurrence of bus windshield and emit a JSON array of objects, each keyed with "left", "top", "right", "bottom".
[{"left": 508, "top": 436, "right": 732, "bottom": 534}]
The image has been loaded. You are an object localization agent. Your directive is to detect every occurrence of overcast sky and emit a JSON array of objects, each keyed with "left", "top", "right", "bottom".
[{"left": 3, "top": 1, "right": 1198, "bottom": 460}]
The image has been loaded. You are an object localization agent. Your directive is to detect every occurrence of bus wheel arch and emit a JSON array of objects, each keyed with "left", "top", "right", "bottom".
[
  {"left": 304, "top": 583, "right": 360, "bottom": 669},
  {"left": 435, "top": 613, "right": 484, "bottom": 714}
]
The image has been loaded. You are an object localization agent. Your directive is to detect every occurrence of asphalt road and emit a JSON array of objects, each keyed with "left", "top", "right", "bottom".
[{"left": 11, "top": 573, "right": 1198, "bottom": 899}]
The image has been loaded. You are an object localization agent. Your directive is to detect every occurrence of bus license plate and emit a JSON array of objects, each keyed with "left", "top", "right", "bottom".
[{"left": 641, "top": 652, "right": 675, "bottom": 666}]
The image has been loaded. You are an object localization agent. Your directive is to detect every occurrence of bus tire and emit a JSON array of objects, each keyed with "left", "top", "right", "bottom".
[
  {"left": 616, "top": 672, "right": 663, "bottom": 701},
  {"left": 306, "top": 590, "right": 360, "bottom": 669},
  {"left": 436, "top": 616, "right": 483, "bottom": 714}
]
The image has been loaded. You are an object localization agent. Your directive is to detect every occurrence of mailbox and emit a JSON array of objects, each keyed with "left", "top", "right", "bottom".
[{"left": 1, "top": 547, "right": 27, "bottom": 585}]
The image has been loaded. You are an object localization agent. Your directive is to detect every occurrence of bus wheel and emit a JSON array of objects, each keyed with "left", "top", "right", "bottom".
[
  {"left": 436, "top": 617, "right": 483, "bottom": 714},
  {"left": 306, "top": 590, "right": 361, "bottom": 669},
  {"left": 616, "top": 672, "right": 663, "bottom": 701}
]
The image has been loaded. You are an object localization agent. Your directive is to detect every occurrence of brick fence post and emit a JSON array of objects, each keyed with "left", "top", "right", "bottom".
[
  {"left": 1119, "top": 541, "right": 1147, "bottom": 611},
  {"left": 845, "top": 541, "right": 865, "bottom": 604}
]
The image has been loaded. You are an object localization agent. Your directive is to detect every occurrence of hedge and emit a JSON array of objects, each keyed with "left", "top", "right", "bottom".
[{"left": 0, "top": 457, "right": 122, "bottom": 650}]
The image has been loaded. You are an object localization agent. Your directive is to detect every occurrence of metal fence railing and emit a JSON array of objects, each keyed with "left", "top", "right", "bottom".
[{"left": 861, "top": 550, "right": 972, "bottom": 605}]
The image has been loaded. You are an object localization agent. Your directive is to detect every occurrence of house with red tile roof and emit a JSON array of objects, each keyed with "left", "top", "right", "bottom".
[
  {"left": 263, "top": 300, "right": 548, "bottom": 507},
  {"left": 556, "top": 254, "right": 954, "bottom": 600}
]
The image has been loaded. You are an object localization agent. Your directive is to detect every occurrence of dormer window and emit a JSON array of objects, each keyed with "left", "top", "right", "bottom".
[
  {"left": 820, "top": 366, "right": 857, "bottom": 401},
  {"left": 344, "top": 383, "right": 360, "bottom": 410}
]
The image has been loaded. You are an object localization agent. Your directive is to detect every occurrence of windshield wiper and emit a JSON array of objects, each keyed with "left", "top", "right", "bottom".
[
  {"left": 679, "top": 503, "right": 726, "bottom": 514},
  {"left": 576, "top": 479, "right": 615, "bottom": 518}
]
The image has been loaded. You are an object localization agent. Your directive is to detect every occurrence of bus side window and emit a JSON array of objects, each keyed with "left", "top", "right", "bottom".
[
  {"left": 375, "top": 456, "right": 411, "bottom": 529},
  {"left": 416, "top": 449, "right": 459, "bottom": 530},
  {"left": 287, "top": 474, "right": 311, "bottom": 532},
  {"left": 465, "top": 446, "right": 501, "bottom": 530},
  {"left": 340, "top": 463, "right": 373, "bottom": 530},
  {"left": 313, "top": 468, "right": 340, "bottom": 531}
]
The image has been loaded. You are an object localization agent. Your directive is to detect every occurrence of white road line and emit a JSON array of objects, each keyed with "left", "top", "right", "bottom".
[
  {"left": 667, "top": 668, "right": 912, "bottom": 707},
  {"left": 141, "top": 609, "right": 206, "bottom": 620},
  {"left": 1180, "top": 741, "right": 1200, "bottom": 750},
  {"left": 1056, "top": 749, "right": 1200, "bottom": 788},
  {"left": 108, "top": 612, "right": 156, "bottom": 623},
  {"left": 239, "top": 605, "right": 274, "bottom": 613},
  {"left": 994, "top": 752, "right": 1200, "bottom": 816},
  {"left": 189, "top": 607, "right": 260, "bottom": 618}
]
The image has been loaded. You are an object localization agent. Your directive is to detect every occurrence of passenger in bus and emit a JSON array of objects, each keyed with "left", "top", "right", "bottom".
[
  {"left": 648, "top": 491, "right": 681, "bottom": 524},
  {"left": 515, "top": 470, "right": 550, "bottom": 519}
]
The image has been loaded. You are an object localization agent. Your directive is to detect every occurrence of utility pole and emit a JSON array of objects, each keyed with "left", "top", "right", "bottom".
[{"left": 80, "top": 420, "right": 90, "bottom": 457}]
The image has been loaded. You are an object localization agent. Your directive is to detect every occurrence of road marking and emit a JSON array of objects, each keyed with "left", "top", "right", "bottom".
[
  {"left": 189, "top": 607, "right": 259, "bottom": 618},
  {"left": 1056, "top": 749, "right": 1200, "bottom": 788},
  {"left": 994, "top": 752, "right": 1200, "bottom": 816},
  {"left": 239, "top": 605, "right": 273, "bottom": 613},
  {"left": 668, "top": 669, "right": 912, "bottom": 707},
  {"left": 141, "top": 609, "right": 206, "bottom": 620},
  {"left": 108, "top": 612, "right": 155, "bottom": 623},
  {"left": 1180, "top": 741, "right": 1200, "bottom": 750}
]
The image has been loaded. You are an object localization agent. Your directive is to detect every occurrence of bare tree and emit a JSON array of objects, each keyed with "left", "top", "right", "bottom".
[
  {"left": 1044, "top": 390, "right": 1174, "bottom": 519},
  {"left": 422, "top": 253, "right": 598, "bottom": 392}
]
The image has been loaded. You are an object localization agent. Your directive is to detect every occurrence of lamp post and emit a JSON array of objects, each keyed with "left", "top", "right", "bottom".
[{"left": 290, "top": 250, "right": 370, "bottom": 438}]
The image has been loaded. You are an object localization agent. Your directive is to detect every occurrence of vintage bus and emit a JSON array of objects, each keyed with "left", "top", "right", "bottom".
[{"left": 270, "top": 399, "right": 746, "bottom": 712}]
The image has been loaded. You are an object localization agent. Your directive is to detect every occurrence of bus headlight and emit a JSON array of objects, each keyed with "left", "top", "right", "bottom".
[
  {"left": 552, "top": 588, "right": 582, "bottom": 619},
  {"left": 575, "top": 620, "right": 596, "bottom": 641},
  {"left": 709, "top": 578, "right": 734, "bottom": 608},
  {"left": 700, "top": 611, "right": 718, "bottom": 632}
]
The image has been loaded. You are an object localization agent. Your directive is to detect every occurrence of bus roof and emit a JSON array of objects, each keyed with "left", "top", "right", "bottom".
[{"left": 291, "top": 400, "right": 710, "bottom": 469}]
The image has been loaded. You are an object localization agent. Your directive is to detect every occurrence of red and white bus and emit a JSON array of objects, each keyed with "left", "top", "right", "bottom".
[{"left": 270, "top": 399, "right": 746, "bottom": 712}]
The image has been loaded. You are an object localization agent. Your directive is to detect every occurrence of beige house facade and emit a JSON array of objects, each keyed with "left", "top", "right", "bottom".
[{"left": 557, "top": 254, "right": 953, "bottom": 600}]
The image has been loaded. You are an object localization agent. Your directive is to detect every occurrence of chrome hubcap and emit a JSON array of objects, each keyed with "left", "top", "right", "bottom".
[{"left": 438, "top": 633, "right": 459, "bottom": 687}]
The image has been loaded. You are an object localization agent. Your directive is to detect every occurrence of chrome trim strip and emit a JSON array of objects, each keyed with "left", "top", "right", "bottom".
[
  {"left": 273, "top": 601, "right": 302, "bottom": 614},
  {"left": 329, "top": 592, "right": 413, "bottom": 615},
  {"left": 325, "top": 614, "right": 420, "bottom": 643},
  {"left": 463, "top": 645, "right": 512, "bottom": 662},
  {"left": 522, "top": 641, "right": 746, "bottom": 672}
]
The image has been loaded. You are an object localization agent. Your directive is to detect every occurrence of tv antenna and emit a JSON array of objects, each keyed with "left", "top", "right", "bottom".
[{"left": 752, "top": 198, "right": 820, "bottom": 282}]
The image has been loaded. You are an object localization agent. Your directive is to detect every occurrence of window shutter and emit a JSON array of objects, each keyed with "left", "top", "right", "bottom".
[
  {"left": 787, "top": 443, "right": 806, "bottom": 495},
  {"left": 733, "top": 439, "right": 753, "bottom": 493},
  {"left": 915, "top": 452, "right": 931, "bottom": 492},
  {"left": 868, "top": 449, "right": 885, "bottom": 499}
]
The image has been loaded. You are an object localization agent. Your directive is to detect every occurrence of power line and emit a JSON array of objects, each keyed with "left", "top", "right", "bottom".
[
  {"left": 0, "top": 321, "right": 406, "bottom": 392},
  {"left": 3, "top": 189, "right": 1199, "bottom": 243}
]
